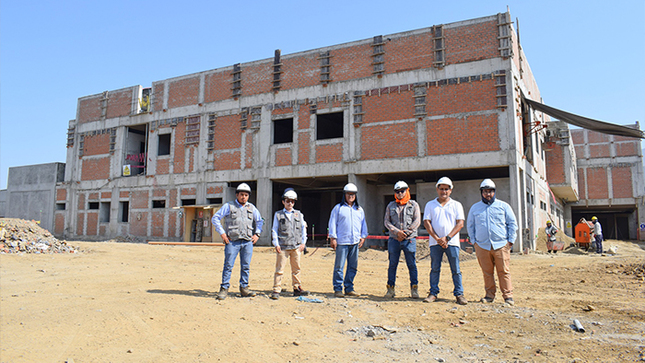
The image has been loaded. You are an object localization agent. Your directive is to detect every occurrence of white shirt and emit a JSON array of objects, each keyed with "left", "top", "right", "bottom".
[{"left": 423, "top": 198, "right": 465, "bottom": 247}]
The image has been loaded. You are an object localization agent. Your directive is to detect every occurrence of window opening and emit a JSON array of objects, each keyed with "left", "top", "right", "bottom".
[
  {"left": 88, "top": 202, "right": 99, "bottom": 210},
  {"left": 124, "top": 124, "right": 148, "bottom": 176},
  {"left": 56, "top": 203, "right": 66, "bottom": 211},
  {"left": 100, "top": 202, "right": 111, "bottom": 223},
  {"left": 316, "top": 112, "right": 344, "bottom": 140},
  {"left": 208, "top": 197, "right": 223, "bottom": 205},
  {"left": 120, "top": 201, "right": 129, "bottom": 223},
  {"left": 181, "top": 199, "right": 197, "bottom": 206},
  {"left": 158, "top": 133, "right": 171, "bottom": 156},
  {"left": 273, "top": 118, "right": 294, "bottom": 144},
  {"left": 152, "top": 200, "right": 166, "bottom": 209}
]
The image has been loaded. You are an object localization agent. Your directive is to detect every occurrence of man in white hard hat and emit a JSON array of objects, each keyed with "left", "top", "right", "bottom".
[
  {"left": 211, "top": 183, "right": 264, "bottom": 300},
  {"left": 328, "top": 182, "right": 368, "bottom": 297},
  {"left": 423, "top": 177, "right": 468, "bottom": 305},
  {"left": 270, "top": 188, "right": 309, "bottom": 300},
  {"left": 383, "top": 181, "right": 421, "bottom": 299},
  {"left": 467, "top": 179, "right": 518, "bottom": 305}
]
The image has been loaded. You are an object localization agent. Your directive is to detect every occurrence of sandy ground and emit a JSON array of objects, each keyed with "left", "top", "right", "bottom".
[{"left": 1, "top": 238, "right": 644, "bottom": 363}]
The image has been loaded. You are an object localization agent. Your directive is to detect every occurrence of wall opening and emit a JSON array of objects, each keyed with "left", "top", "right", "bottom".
[
  {"left": 56, "top": 203, "right": 66, "bottom": 210},
  {"left": 88, "top": 202, "right": 99, "bottom": 210},
  {"left": 152, "top": 200, "right": 166, "bottom": 208},
  {"left": 181, "top": 199, "right": 196, "bottom": 206},
  {"left": 100, "top": 202, "right": 111, "bottom": 223},
  {"left": 316, "top": 112, "right": 343, "bottom": 140},
  {"left": 120, "top": 201, "right": 129, "bottom": 222},
  {"left": 124, "top": 124, "right": 148, "bottom": 176},
  {"left": 158, "top": 134, "right": 171, "bottom": 156},
  {"left": 273, "top": 118, "right": 293, "bottom": 144},
  {"left": 208, "top": 197, "right": 223, "bottom": 204}
]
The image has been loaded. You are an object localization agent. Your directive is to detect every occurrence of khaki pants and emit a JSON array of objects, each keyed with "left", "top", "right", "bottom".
[
  {"left": 475, "top": 243, "right": 513, "bottom": 300},
  {"left": 273, "top": 248, "right": 302, "bottom": 293}
]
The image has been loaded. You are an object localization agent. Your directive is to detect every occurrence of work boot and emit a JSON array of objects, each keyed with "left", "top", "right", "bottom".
[
  {"left": 384, "top": 285, "right": 396, "bottom": 298},
  {"left": 456, "top": 295, "right": 468, "bottom": 305},
  {"left": 293, "top": 286, "right": 309, "bottom": 297},
  {"left": 240, "top": 286, "right": 257, "bottom": 297},
  {"left": 216, "top": 287, "right": 228, "bottom": 300},
  {"left": 270, "top": 292, "right": 280, "bottom": 300},
  {"left": 423, "top": 293, "right": 437, "bottom": 303},
  {"left": 410, "top": 285, "right": 420, "bottom": 299}
]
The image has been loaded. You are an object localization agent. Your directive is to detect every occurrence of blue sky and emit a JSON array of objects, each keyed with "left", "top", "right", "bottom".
[{"left": 1, "top": 0, "right": 643, "bottom": 189}]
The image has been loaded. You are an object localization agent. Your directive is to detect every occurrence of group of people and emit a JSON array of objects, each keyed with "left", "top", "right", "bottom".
[{"left": 210, "top": 177, "right": 518, "bottom": 306}]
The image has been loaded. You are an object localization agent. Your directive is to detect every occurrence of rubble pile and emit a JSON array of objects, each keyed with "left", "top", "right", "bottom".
[{"left": 0, "top": 218, "right": 80, "bottom": 254}]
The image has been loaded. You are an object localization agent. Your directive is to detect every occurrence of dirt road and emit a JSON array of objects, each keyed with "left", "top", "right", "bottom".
[{"left": 1, "top": 239, "right": 644, "bottom": 362}]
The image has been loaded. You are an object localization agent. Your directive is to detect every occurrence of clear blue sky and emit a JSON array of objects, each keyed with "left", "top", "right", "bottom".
[{"left": 1, "top": 0, "right": 643, "bottom": 189}]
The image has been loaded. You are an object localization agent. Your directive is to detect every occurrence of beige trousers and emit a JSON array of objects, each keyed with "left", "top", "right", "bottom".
[
  {"left": 475, "top": 243, "right": 513, "bottom": 299},
  {"left": 273, "top": 248, "right": 302, "bottom": 293}
]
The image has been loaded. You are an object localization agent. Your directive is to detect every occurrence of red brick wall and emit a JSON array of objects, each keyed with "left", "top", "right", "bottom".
[
  {"left": 56, "top": 188, "right": 67, "bottom": 201},
  {"left": 174, "top": 122, "right": 186, "bottom": 173},
  {"left": 316, "top": 143, "right": 343, "bottom": 163},
  {"left": 81, "top": 157, "right": 110, "bottom": 181},
  {"left": 213, "top": 115, "right": 242, "bottom": 150},
  {"left": 86, "top": 212, "right": 98, "bottom": 236},
  {"left": 612, "top": 166, "right": 633, "bottom": 199},
  {"left": 77, "top": 194, "right": 85, "bottom": 210},
  {"left": 78, "top": 96, "right": 101, "bottom": 124},
  {"left": 245, "top": 134, "right": 253, "bottom": 168},
  {"left": 275, "top": 147, "right": 292, "bottom": 166},
  {"left": 615, "top": 141, "right": 637, "bottom": 157},
  {"left": 169, "top": 189, "right": 177, "bottom": 208},
  {"left": 545, "top": 144, "right": 566, "bottom": 184},
  {"left": 588, "top": 144, "right": 610, "bottom": 158},
  {"left": 99, "top": 225, "right": 107, "bottom": 236},
  {"left": 207, "top": 185, "right": 223, "bottom": 194},
  {"left": 167, "top": 76, "right": 199, "bottom": 109},
  {"left": 214, "top": 151, "right": 241, "bottom": 170},
  {"left": 363, "top": 92, "right": 414, "bottom": 123},
  {"left": 76, "top": 213, "right": 85, "bottom": 235},
  {"left": 386, "top": 33, "right": 433, "bottom": 73},
  {"left": 120, "top": 191, "right": 130, "bottom": 198},
  {"left": 445, "top": 20, "right": 498, "bottom": 65},
  {"left": 152, "top": 82, "right": 165, "bottom": 111},
  {"left": 242, "top": 62, "right": 272, "bottom": 96},
  {"left": 331, "top": 43, "right": 373, "bottom": 82},
  {"left": 106, "top": 89, "right": 132, "bottom": 119},
  {"left": 101, "top": 192, "right": 111, "bottom": 199},
  {"left": 204, "top": 71, "right": 230, "bottom": 104},
  {"left": 361, "top": 123, "right": 417, "bottom": 160},
  {"left": 574, "top": 146, "right": 585, "bottom": 159},
  {"left": 427, "top": 80, "right": 497, "bottom": 116},
  {"left": 586, "top": 167, "right": 608, "bottom": 199},
  {"left": 181, "top": 187, "right": 196, "bottom": 196},
  {"left": 152, "top": 211, "right": 165, "bottom": 237},
  {"left": 426, "top": 114, "right": 500, "bottom": 155},
  {"left": 281, "top": 53, "right": 319, "bottom": 90},
  {"left": 156, "top": 159, "right": 170, "bottom": 175},
  {"left": 153, "top": 188, "right": 166, "bottom": 198},
  {"left": 298, "top": 132, "right": 311, "bottom": 164},
  {"left": 88, "top": 193, "right": 99, "bottom": 200},
  {"left": 169, "top": 211, "right": 178, "bottom": 238},
  {"left": 84, "top": 134, "right": 111, "bottom": 156},
  {"left": 131, "top": 190, "right": 149, "bottom": 209},
  {"left": 298, "top": 106, "right": 310, "bottom": 130},
  {"left": 130, "top": 211, "right": 148, "bottom": 236},
  {"left": 54, "top": 213, "right": 65, "bottom": 235},
  {"left": 571, "top": 130, "right": 585, "bottom": 145},
  {"left": 578, "top": 168, "right": 586, "bottom": 199},
  {"left": 587, "top": 131, "right": 610, "bottom": 144}
]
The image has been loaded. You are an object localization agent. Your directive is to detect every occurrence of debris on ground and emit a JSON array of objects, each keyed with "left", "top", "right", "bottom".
[{"left": 0, "top": 218, "right": 80, "bottom": 254}]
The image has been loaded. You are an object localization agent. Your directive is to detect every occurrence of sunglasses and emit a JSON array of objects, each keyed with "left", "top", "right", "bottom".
[
  {"left": 395, "top": 190, "right": 407, "bottom": 194},
  {"left": 283, "top": 199, "right": 295, "bottom": 204}
]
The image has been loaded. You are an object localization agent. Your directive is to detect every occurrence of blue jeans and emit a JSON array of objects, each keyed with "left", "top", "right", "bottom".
[
  {"left": 429, "top": 245, "right": 464, "bottom": 297},
  {"left": 221, "top": 240, "right": 253, "bottom": 289},
  {"left": 594, "top": 235, "right": 603, "bottom": 254},
  {"left": 387, "top": 237, "right": 418, "bottom": 286},
  {"left": 333, "top": 244, "right": 359, "bottom": 293}
]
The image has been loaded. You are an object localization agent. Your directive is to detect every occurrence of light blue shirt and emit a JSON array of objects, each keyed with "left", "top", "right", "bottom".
[
  {"left": 271, "top": 209, "right": 307, "bottom": 247},
  {"left": 466, "top": 199, "right": 517, "bottom": 251},
  {"left": 211, "top": 200, "right": 263, "bottom": 236},
  {"left": 328, "top": 202, "right": 368, "bottom": 245}
]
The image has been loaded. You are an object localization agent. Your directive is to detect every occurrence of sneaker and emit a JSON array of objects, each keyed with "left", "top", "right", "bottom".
[
  {"left": 270, "top": 292, "right": 280, "bottom": 300},
  {"left": 456, "top": 295, "right": 468, "bottom": 305},
  {"left": 504, "top": 298, "right": 515, "bottom": 306},
  {"left": 239, "top": 286, "right": 257, "bottom": 297},
  {"left": 344, "top": 291, "right": 360, "bottom": 297},
  {"left": 293, "top": 287, "right": 309, "bottom": 297},
  {"left": 423, "top": 294, "right": 437, "bottom": 303},
  {"left": 334, "top": 291, "right": 344, "bottom": 298},
  {"left": 480, "top": 297, "right": 494, "bottom": 303},
  {"left": 216, "top": 287, "right": 228, "bottom": 300}
]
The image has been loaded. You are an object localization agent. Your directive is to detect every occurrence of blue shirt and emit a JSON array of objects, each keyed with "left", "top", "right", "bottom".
[
  {"left": 211, "top": 200, "right": 264, "bottom": 236},
  {"left": 328, "top": 202, "right": 368, "bottom": 245},
  {"left": 466, "top": 199, "right": 517, "bottom": 251}
]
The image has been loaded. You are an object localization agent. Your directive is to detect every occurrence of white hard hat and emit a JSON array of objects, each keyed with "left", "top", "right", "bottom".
[
  {"left": 436, "top": 177, "right": 453, "bottom": 189},
  {"left": 343, "top": 183, "right": 358, "bottom": 193},
  {"left": 480, "top": 179, "right": 496, "bottom": 190},
  {"left": 283, "top": 189, "right": 298, "bottom": 200},
  {"left": 394, "top": 181, "right": 409, "bottom": 191},
  {"left": 236, "top": 183, "right": 252, "bottom": 193}
]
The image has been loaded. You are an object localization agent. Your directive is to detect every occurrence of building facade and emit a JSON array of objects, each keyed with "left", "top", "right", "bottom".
[{"left": 55, "top": 11, "right": 640, "bottom": 246}]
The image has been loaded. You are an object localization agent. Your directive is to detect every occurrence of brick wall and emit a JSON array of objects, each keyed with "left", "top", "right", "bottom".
[
  {"left": 169, "top": 189, "right": 177, "bottom": 208},
  {"left": 214, "top": 151, "right": 241, "bottom": 170},
  {"left": 76, "top": 213, "right": 85, "bottom": 235},
  {"left": 106, "top": 89, "right": 133, "bottom": 119},
  {"left": 56, "top": 188, "right": 67, "bottom": 201},
  {"left": 241, "top": 62, "right": 272, "bottom": 96},
  {"left": 427, "top": 80, "right": 497, "bottom": 116},
  {"left": 54, "top": 213, "right": 65, "bottom": 235},
  {"left": 298, "top": 132, "right": 311, "bottom": 164},
  {"left": 131, "top": 190, "right": 149, "bottom": 209},
  {"left": 445, "top": 20, "right": 498, "bottom": 65},
  {"left": 77, "top": 194, "right": 85, "bottom": 210},
  {"left": 83, "top": 134, "right": 111, "bottom": 156},
  {"left": 245, "top": 133, "right": 253, "bottom": 169},
  {"left": 615, "top": 140, "right": 637, "bottom": 157},
  {"left": 316, "top": 143, "right": 343, "bottom": 163},
  {"left": 589, "top": 144, "right": 610, "bottom": 158},
  {"left": 168, "top": 76, "right": 199, "bottom": 109},
  {"left": 101, "top": 192, "right": 111, "bottom": 199},
  {"left": 152, "top": 82, "right": 165, "bottom": 111},
  {"left": 78, "top": 96, "right": 101, "bottom": 124},
  {"left": 330, "top": 43, "right": 373, "bottom": 82},
  {"left": 281, "top": 53, "right": 320, "bottom": 90},
  {"left": 545, "top": 144, "right": 566, "bottom": 184},
  {"left": 204, "top": 71, "right": 230, "bottom": 103},
  {"left": 426, "top": 114, "right": 500, "bottom": 155},
  {"left": 174, "top": 122, "right": 186, "bottom": 173},
  {"left": 298, "top": 106, "right": 310, "bottom": 130},
  {"left": 81, "top": 157, "right": 110, "bottom": 181},
  {"left": 151, "top": 211, "right": 165, "bottom": 237},
  {"left": 385, "top": 33, "right": 433, "bottom": 73},
  {"left": 156, "top": 159, "right": 170, "bottom": 175},
  {"left": 275, "top": 147, "right": 292, "bottom": 166},
  {"left": 361, "top": 123, "right": 417, "bottom": 160},
  {"left": 130, "top": 211, "right": 148, "bottom": 236},
  {"left": 207, "top": 185, "right": 223, "bottom": 194},
  {"left": 363, "top": 92, "right": 414, "bottom": 123},
  {"left": 213, "top": 115, "right": 242, "bottom": 150},
  {"left": 612, "top": 166, "right": 633, "bottom": 199},
  {"left": 586, "top": 167, "right": 608, "bottom": 199},
  {"left": 86, "top": 212, "right": 98, "bottom": 235}
]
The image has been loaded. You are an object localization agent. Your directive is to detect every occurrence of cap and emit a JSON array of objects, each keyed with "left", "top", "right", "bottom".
[
  {"left": 343, "top": 183, "right": 358, "bottom": 193},
  {"left": 480, "top": 179, "right": 496, "bottom": 190},
  {"left": 236, "top": 183, "right": 251, "bottom": 193},
  {"left": 394, "top": 181, "right": 409, "bottom": 191},
  {"left": 436, "top": 177, "right": 453, "bottom": 189}
]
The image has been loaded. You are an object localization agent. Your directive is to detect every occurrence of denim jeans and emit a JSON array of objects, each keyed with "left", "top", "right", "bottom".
[
  {"left": 594, "top": 234, "right": 603, "bottom": 254},
  {"left": 429, "top": 245, "right": 464, "bottom": 297},
  {"left": 387, "top": 237, "right": 418, "bottom": 286},
  {"left": 333, "top": 244, "right": 359, "bottom": 293},
  {"left": 221, "top": 240, "right": 253, "bottom": 289}
]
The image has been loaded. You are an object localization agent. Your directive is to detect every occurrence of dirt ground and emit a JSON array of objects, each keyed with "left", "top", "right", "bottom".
[{"left": 1, "top": 236, "right": 644, "bottom": 363}]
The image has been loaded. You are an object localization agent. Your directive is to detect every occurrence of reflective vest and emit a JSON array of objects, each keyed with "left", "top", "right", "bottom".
[
  {"left": 276, "top": 209, "right": 303, "bottom": 250},
  {"left": 224, "top": 201, "right": 256, "bottom": 241}
]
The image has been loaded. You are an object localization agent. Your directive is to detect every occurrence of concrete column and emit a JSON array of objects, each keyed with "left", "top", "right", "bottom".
[
  {"left": 256, "top": 177, "right": 272, "bottom": 246},
  {"left": 508, "top": 164, "right": 525, "bottom": 252}
]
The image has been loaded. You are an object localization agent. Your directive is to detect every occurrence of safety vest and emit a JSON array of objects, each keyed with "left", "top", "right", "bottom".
[
  {"left": 387, "top": 200, "right": 419, "bottom": 238},
  {"left": 276, "top": 209, "right": 303, "bottom": 250},
  {"left": 224, "top": 201, "right": 256, "bottom": 241}
]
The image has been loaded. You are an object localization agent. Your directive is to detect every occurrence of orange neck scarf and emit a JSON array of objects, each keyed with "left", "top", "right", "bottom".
[{"left": 395, "top": 189, "right": 411, "bottom": 205}]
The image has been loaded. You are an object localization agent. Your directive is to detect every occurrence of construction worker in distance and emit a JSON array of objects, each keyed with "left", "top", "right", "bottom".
[
  {"left": 467, "top": 179, "right": 518, "bottom": 306},
  {"left": 383, "top": 181, "right": 421, "bottom": 299},
  {"left": 328, "top": 183, "right": 368, "bottom": 298},
  {"left": 591, "top": 216, "right": 603, "bottom": 254},
  {"left": 211, "top": 183, "right": 264, "bottom": 300},
  {"left": 545, "top": 220, "right": 558, "bottom": 253},
  {"left": 270, "top": 188, "right": 310, "bottom": 300},
  {"left": 423, "top": 177, "right": 468, "bottom": 305}
]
